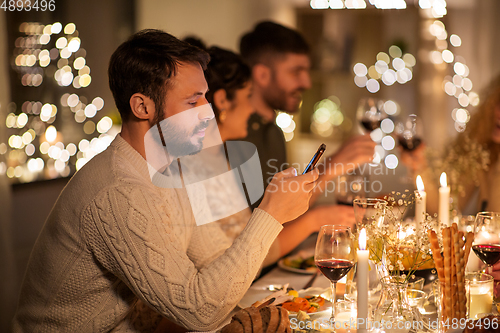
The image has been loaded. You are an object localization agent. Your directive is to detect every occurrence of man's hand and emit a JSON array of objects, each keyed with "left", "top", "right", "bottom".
[
  {"left": 491, "top": 262, "right": 500, "bottom": 300},
  {"left": 258, "top": 168, "right": 319, "bottom": 224},
  {"left": 308, "top": 204, "right": 355, "bottom": 231},
  {"left": 321, "top": 134, "right": 376, "bottom": 180}
]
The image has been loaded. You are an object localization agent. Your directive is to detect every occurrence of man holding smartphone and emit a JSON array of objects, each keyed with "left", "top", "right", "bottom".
[{"left": 239, "top": 21, "right": 376, "bottom": 257}]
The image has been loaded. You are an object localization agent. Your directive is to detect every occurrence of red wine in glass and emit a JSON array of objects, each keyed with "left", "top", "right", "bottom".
[
  {"left": 357, "top": 98, "right": 387, "bottom": 134},
  {"left": 395, "top": 114, "right": 423, "bottom": 151},
  {"left": 336, "top": 199, "right": 355, "bottom": 207},
  {"left": 472, "top": 244, "right": 500, "bottom": 267},
  {"left": 473, "top": 212, "right": 500, "bottom": 274},
  {"left": 315, "top": 225, "right": 354, "bottom": 324},
  {"left": 398, "top": 136, "right": 422, "bottom": 151},
  {"left": 361, "top": 119, "right": 382, "bottom": 132},
  {"left": 316, "top": 259, "right": 354, "bottom": 282}
]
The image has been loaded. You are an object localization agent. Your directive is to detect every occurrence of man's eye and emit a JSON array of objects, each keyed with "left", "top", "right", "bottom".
[{"left": 189, "top": 101, "right": 197, "bottom": 106}]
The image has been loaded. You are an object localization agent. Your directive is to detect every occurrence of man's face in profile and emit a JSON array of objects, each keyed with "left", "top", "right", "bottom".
[
  {"left": 262, "top": 53, "right": 311, "bottom": 113},
  {"left": 158, "top": 62, "right": 213, "bottom": 157}
]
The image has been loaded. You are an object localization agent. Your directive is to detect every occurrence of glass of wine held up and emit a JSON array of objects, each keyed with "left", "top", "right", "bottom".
[
  {"left": 473, "top": 212, "right": 500, "bottom": 274},
  {"left": 357, "top": 98, "right": 387, "bottom": 134},
  {"left": 395, "top": 114, "right": 423, "bottom": 151},
  {"left": 315, "top": 225, "right": 355, "bottom": 326},
  {"left": 357, "top": 98, "right": 386, "bottom": 165}
]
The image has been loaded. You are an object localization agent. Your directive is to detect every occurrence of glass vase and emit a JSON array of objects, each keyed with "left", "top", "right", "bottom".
[{"left": 373, "top": 275, "right": 414, "bottom": 333}]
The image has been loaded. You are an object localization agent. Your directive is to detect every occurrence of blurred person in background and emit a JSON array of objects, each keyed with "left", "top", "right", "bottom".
[
  {"left": 239, "top": 21, "right": 376, "bottom": 254},
  {"left": 401, "top": 74, "right": 500, "bottom": 215}
]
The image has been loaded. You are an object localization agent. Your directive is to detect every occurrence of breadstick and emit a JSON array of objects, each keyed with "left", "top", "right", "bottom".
[
  {"left": 463, "top": 232, "right": 474, "bottom": 267},
  {"left": 452, "top": 224, "right": 461, "bottom": 318},
  {"left": 452, "top": 224, "right": 464, "bottom": 318},
  {"left": 459, "top": 231, "right": 467, "bottom": 318},
  {"left": 458, "top": 231, "right": 465, "bottom": 248},
  {"left": 443, "top": 227, "right": 453, "bottom": 321},
  {"left": 427, "top": 230, "right": 445, "bottom": 282}
]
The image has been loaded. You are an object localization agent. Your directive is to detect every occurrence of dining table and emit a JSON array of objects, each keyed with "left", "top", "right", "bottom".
[
  {"left": 234, "top": 233, "right": 471, "bottom": 333},
  {"left": 237, "top": 233, "right": 352, "bottom": 332}
]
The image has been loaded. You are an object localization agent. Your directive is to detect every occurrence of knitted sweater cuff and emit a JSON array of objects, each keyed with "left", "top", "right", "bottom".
[{"left": 240, "top": 208, "right": 283, "bottom": 247}]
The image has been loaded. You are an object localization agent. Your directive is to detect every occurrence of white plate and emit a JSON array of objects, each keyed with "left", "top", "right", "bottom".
[
  {"left": 277, "top": 250, "right": 317, "bottom": 275},
  {"left": 277, "top": 259, "right": 317, "bottom": 275},
  {"left": 238, "top": 287, "right": 331, "bottom": 318}
]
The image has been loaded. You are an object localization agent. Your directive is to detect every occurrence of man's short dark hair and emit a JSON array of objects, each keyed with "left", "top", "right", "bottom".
[
  {"left": 239, "top": 21, "right": 310, "bottom": 68},
  {"left": 108, "top": 29, "right": 210, "bottom": 123}
]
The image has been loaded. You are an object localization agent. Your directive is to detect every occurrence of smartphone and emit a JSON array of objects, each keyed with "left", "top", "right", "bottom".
[{"left": 302, "top": 143, "right": 326, "bottom": 175}]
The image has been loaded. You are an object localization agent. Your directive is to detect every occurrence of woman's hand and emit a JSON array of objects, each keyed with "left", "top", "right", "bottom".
[{"left": 258, "top": 168, "right": 319, "bottom": 224}]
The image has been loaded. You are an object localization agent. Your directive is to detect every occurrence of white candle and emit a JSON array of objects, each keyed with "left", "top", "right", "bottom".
[
  {"left": 439, "top": 172, "right": 450, "bottom": 227},
  {"left": 357, "top": 228, "right": 369, "bottom": 333},
  {"left": 415, "top": 175, "right": 426, "bottom": 225},
  {"left": 335, "top": 308, "right": 358, "bottom": 333},
  {"left": 467, "top": 284, "right": 493, "bottom": 319}
]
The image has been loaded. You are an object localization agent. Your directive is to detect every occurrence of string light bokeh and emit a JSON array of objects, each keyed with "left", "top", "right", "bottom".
[
  {"left": 310, "top": 96, "right": 351, "bottom": 139},
  {"left": 306, "top": 0, "right": 477, "bottom": 174},
  {"left": 1, "top": 21, "right": 118, "bottom": 182},
  {"left": 353, "top": 46, "right": 416, "bottom": 94},
  {"left": 419, "top": 1, "right": 478, "bottom": 133}
]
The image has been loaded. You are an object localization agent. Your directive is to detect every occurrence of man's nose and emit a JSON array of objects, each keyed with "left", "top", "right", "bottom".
[
  {"left": 301, "top": 72, "right": 312, "bottom": 90},
  {"left": 198, "top": 101, "right": 215, "bottom": 120}
]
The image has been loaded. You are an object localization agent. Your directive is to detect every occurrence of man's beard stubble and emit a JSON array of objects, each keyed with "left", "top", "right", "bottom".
[
  {"left": 263, "top": 76, "right": 303, "bottom": 114},
  {"left": 160, "top": 120, "right": 209, "bottom": 157},
  {"left": 154, "top": 103, "right": 209, "bottom": 157}
]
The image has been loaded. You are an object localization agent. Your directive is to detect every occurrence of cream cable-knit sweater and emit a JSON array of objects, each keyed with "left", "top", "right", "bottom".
[{"left": 13, "top": 135, "right": 282, "bottom": 332}]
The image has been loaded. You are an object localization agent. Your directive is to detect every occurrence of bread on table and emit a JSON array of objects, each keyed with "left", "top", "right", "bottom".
[
  {"left": 220, "top": 305, "right": 291, "bottom": 333},
  {"left": 261, "top": 306, "right": 280, "bottom": 333}
]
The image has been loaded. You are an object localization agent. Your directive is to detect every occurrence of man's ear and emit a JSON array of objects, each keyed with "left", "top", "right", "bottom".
[
  {"left": 213, "top": 89, "right": 230, "bottom": 112},
  {"left": 129, "top": 93, "right": 155, "bottom": 121},
  {"left": 252, "top": 64, "right": 271, "bottom": 88}
]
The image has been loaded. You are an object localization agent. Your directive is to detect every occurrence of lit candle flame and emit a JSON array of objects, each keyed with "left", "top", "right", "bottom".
[
  {"left": 416, "top": 175, "right": 425, "bottom": 191},
  {"left": 359, "top": 228, "right": 367, "bottom": 251},
  {"left": 440, "top": 172, "right": 447, "bottom": 187}
]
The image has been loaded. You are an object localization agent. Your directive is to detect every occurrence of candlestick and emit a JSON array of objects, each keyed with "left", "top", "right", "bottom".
[
  {"left": 357, "top": 228, "right": 369, "bottom": 333},
  {"left": 439, "top": 172, "right": 450, "bottom": 227},
  {"left": 415, "top": 175, "right": 426, "bottom": 225}
]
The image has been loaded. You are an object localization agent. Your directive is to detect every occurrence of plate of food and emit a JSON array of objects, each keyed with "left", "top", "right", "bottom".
[
  {"left": 239, "top": 286, "right": 331, "bottom": 319},
  {"left": 280, "top": 289, "right": 331, "bottom": 318},
  {"left": 278, "top": 250, "right": 317, "bottom": 274}
]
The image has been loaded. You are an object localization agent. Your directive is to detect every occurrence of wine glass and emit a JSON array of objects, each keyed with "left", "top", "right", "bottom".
[
  {"left": 472, "top": 212, "right": 500, "bottom": 274},
  {"left": 395, "top": 114, "right": 423, "bottom": 151},
  {"left": 357, "top": 98, "right": 387, "bottom": 134},
  {"left": 315, "top": 225, "right": 355, "bottom": 326},
  {"left": 353, "top": 198, "right": 387, "bottom": 291},
  {"left": 335, "top": 174, "right": 367, "bottom": 206},
  {"left": 353, "top": 198, "right": 387, "bottom": 230},
  {"left": 357, "top": 98, "right": 387, "bottom": 165}
]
